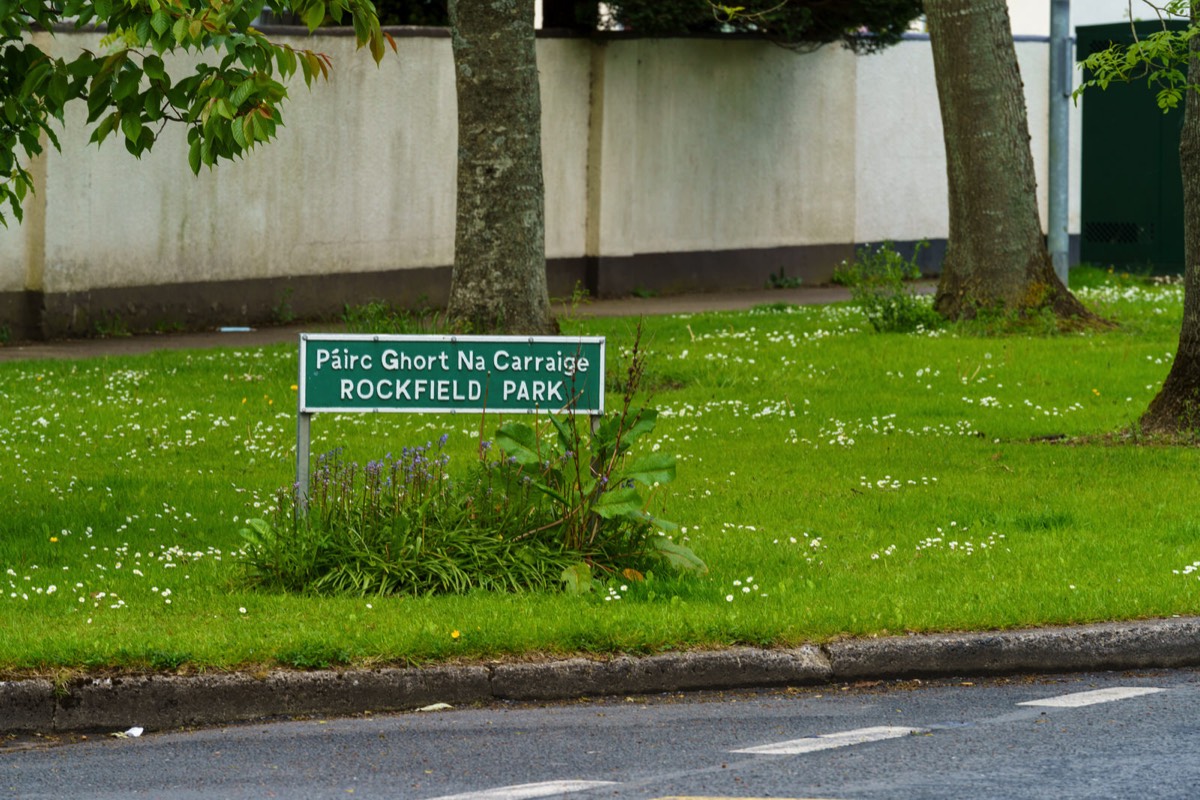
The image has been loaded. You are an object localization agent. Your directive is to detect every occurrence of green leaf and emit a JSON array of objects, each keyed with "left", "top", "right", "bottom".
[
  {"left": 303, "top": 1, "right": 326, "bottom": 31},
  {"left": 650, "top": 538, "right": 707, "bottom": 574},
  {"left": 250, "top": 112, "right": 270, "bottom": 142},
  {"left": 19, "top": 62, "right": 52, "bottom": 101},
  {"left": 187, "top": 136, "right": 201, "bottom": 173},
  {"left": 120, "top": 113, "right": 142, "bottom": 144},
  {"left": 596, "top": 408, "right": 658, "bottom": 459},
  {"left": 112, "top": 68, "right": 141, "bottom": 102},
  {"left": 143, "top": 90, "right": 163, "bottom": 121},
  {"left": 276, "top": 46, "right": 297, "bottom": 78},
  {"left": 560, "top": 562, "right": 593, "bottom": 595},
  {"left": 495, "top": 421, "right": 545, "bottom": 466},
  {"left": 530, "top": 481, "right": 569, "bottom": 507},
  {"left": 230, "top": 114, "right": 248, "bottom": 148},
  {"left": 368, "top": 27, "right": 385, "bottom": 63},
  {"left": 143, "top": 55, "right": 166, "bottom": 82},
  {"left": 229, "top": 78, "right": 255, "bottom": 108},
  {"left": 150, "top": 8, "right": 171, "bottom": 35},
  {"left": 90, "top": 112, "right": 119, "bottom": 146},
  {"left": 617, "top": 452, "right": 676, "bottom": 487},
  {"left": 239, "top": 518, "right": 274, "bottom": 551},
  {"left": 549, "top": 415, "right": 577, "bottom": 454},
  {"left": 591, "top": 487, "right": 645, "bottom": 520}
]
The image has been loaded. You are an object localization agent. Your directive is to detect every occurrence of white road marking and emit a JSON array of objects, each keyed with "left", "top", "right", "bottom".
[
  {"left": 730, "top": 725, "right": 926, "bottom": 755},
  {"left": 424, "top": 780, "right": 618, "bottom": 800},
  {"left": 1017, "top": 686, "right": 1165, "bottom": 708}
]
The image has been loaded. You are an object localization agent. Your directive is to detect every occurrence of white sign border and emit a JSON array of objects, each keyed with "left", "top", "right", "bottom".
[{"left": 298, "top": 333, "right": 607, "bottom": 416}]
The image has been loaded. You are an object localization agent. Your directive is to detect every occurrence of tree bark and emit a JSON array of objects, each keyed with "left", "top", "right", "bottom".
[
  {"left": 925, "top": 0, "right": 1092, "bottom": 321},
  {"left": 447, "top": 0, "right": 555, "bottom": 335},
  {"left": 1140, "top": 8, "right": 1200, "bottom": 433}
]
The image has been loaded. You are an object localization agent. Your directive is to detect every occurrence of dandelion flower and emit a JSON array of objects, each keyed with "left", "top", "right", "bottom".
[{"left": 451, "top": 630, "right": 461, "bottom": 639}]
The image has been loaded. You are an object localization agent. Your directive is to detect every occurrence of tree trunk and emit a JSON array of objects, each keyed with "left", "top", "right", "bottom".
[
  {"left": 447, "top": 0, "right": 555, "bottom": 335},
  {"left": 1140, "top": 9, "right": 1200, "bottom": 433},
  {"left": 925, "top": 0, "right": 1092, "bottom": 322}
]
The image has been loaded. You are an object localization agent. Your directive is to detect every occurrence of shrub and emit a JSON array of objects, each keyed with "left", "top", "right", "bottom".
[
  {"left": 836, "top": 240, "right": 943, "bottom": 334},
  {"left": 342, "top": 299, "right": 445, "bottom": 335},
  {"left": 239, "top": 441, "right": 581, "bottom": 595}
]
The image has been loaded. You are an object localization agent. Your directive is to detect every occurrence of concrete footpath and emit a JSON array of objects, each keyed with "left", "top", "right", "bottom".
[
  {"left": 0, "top": 285, "right": 858, "bottom": 363},
  {"left": 3, "top": 284, "right": 1196, "bottom": 734}
]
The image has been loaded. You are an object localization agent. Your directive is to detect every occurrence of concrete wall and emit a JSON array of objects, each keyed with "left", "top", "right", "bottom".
[
  {"left": 1008, "top": 0, "right": 1137, "bottom": 36},
  {"left": 1, "top": 29, "right": 1075, "bottom": 338},
  {"left": 586, "top": 39, "right": 858, "bottom": 295}
]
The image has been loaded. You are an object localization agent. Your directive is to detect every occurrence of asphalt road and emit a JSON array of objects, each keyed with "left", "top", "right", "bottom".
[{"left": 5, "top": 668, "right": 1198, "bottom": 799}]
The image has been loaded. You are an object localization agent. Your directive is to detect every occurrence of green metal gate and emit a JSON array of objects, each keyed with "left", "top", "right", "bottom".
[{"left": 1078, "top": 22, "right": 1186, "bottom": 274}]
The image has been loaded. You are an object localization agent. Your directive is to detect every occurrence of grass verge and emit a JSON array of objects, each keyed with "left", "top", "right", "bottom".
[{"left": 1, "top": 277, "right": 1198, "bottom": 674}]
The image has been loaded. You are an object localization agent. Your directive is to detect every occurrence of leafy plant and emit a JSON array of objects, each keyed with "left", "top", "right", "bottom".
[
  {"left": 147, "top": 650, "right": 191, "bottom": 671},
  {"left": 766, "top": 267, "right": 803, "bottom": 289},
  {"left": 837, "top": 240, "right": 942, "bottom": 333},
  {"left": 92, "top": 312, "right": 131, "bottom": 338},
  {"left": 271, "top": 288, "right": 296, "bottom": 325},
  {"left": 552, "top": 281, "right": 593, "bottom": 325},
  {"left": 277, "top": 641, "right": 352, "bottom": 669},
  {"left": 342, "top": 299, "right": 445, "bottom": 334},
  {"left": 494, "top": 328, "right": 705, "bottom": 588}
]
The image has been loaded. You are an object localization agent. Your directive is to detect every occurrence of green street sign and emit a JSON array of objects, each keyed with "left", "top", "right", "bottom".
[{"left": 298, "top": 334, "right": 606, "bottom": 415}]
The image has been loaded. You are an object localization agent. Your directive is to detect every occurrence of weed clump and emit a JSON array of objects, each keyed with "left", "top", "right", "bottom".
[{"left": 834, "top": 240, "right": 942, "bottom": 334}]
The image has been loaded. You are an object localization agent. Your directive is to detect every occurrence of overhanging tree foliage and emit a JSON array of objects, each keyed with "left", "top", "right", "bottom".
[
  {"left": 0, "top": 0, "right": 392, "bottom": 225},
  {"left": 1078, "top": 0, "right": 1200, "bottom": 433}
]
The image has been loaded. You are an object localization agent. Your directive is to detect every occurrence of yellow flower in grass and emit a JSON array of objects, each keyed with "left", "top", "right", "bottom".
[{"left": 450, "top": 630, "right": 461, "bottom": 640}]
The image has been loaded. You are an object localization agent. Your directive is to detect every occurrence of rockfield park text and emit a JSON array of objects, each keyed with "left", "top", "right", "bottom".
[{"left": 312, "top": 346, "right": 593, "bottom": 403}]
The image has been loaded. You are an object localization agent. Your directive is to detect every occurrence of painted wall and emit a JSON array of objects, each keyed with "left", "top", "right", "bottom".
[
  {"left": 1007, "top": 0, "right": 1141, "bottom": 36},
  {"left": 1, "top": 29, "right": 1077, "bottom": 337},
  {"left": 590, "top": 39, "right": 857, "bottom": 256}
]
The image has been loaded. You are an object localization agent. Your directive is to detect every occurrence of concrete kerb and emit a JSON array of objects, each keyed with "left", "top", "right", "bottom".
[{"left": 5, "top": 618, "right": 1200, "bottom": 735}]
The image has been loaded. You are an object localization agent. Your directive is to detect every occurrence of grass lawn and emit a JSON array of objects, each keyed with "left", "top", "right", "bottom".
[{"left": 2, "top": 272, "right": 1199, "bottom": 676}]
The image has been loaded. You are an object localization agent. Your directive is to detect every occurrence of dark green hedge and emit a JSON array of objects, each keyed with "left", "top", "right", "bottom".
[
  {"left": 605, "top": 0, "right": 923, "bottom": 52},
  {"left": 369, "top": 0, "right": 923, "bottom": 53}
]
